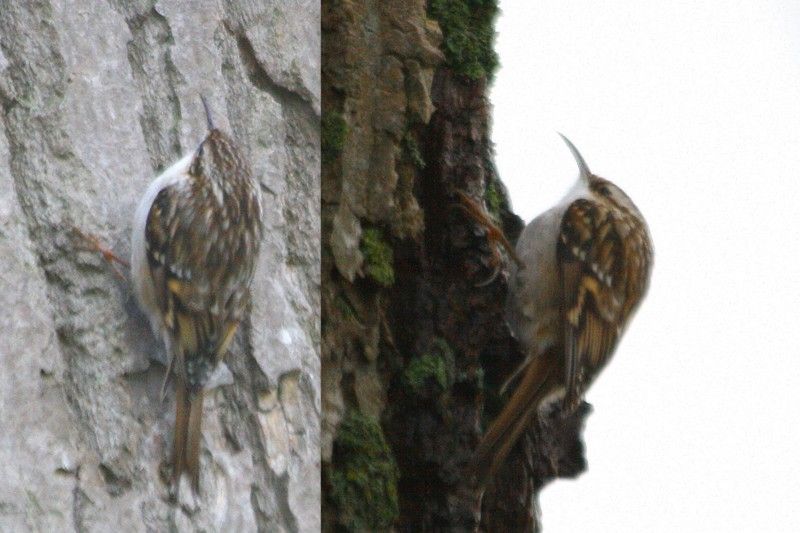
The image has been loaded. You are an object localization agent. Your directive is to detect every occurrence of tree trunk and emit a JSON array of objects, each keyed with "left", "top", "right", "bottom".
[
  {"left": 0, "top": 1, "right": 320, "bottom": 531},
  {"left": 322, "top": 1, "right": 591, "bottom": 531}
]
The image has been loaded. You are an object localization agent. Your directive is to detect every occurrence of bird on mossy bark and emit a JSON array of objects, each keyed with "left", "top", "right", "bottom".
[{"left": 464, "top": 134, "right": 653, "bottom": 486}]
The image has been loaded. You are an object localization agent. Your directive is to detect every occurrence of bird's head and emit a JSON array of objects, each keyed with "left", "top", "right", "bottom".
[
  {"left": 558, "top": 133, "right": 641, "bottom": 216},
  {"left": 189, "top": 96, "right": 246, "bottom": 187}
]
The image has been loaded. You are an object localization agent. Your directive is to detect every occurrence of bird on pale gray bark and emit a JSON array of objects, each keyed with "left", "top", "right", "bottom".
[
  {"left": 130, "top": 97, "right": 263, "bottom": 496},
  {"left": 472, "top": 134, "right": 653, "bottom": 485}
]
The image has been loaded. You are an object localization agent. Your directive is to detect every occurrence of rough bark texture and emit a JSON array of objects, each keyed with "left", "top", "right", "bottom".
[
  {"left": 0, "top": 1, "right": 319, "bottom": 531},
  {"left": 322, "top": 1, "right": 591, "bottom": 531}
]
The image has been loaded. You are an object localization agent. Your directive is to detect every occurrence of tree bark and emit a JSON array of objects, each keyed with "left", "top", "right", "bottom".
[
  {"left": 0, "top": 1, "right": 320, "bottom": 531},
  {"left": 322, "top": 1, "right": 591, "bottom": 531}
]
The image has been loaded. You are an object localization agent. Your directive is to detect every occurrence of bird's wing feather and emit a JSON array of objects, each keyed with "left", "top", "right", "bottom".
[
  {"left": 558, "top": 198, "right": 625, "bottom": 410},
  {"left": 144, "top": 182, "right": 241, "bottom": 381}
]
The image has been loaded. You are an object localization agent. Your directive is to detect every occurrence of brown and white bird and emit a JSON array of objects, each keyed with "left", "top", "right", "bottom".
[
  {"left": 474, "top": 134, "right": 653, "bottom": 485},
  {"left": 131, "top": 98, "right": 263, "bottom": 495}
]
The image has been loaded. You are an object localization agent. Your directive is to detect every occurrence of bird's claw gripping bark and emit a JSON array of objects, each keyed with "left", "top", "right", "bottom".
[
  {"left": 453, "top": 190, "right": 523, "bottom": 286},
  {"left": 70, "top": 225, "right": 130, "bottom": 280}
]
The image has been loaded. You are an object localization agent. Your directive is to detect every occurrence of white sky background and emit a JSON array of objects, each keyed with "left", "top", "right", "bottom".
[{"left": 492, "top": 2, "right": 800, "bottom": 531}]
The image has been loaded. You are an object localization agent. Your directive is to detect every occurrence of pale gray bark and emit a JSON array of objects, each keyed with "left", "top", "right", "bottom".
[{"left": 0, "top": 1, "right": 319, "bottom": 531}]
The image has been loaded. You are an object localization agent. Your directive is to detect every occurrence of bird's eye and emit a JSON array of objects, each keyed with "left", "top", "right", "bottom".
[{"left": 599, "top": 185, "right": 612, "bottom": 196}]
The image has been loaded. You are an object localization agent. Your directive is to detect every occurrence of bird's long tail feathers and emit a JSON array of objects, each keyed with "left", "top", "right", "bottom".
[
  {"left": 172, "top": 382, "right": 205, "bottom": 495},
  {"left": 473, "top": 351, "right": 555, "bottom": 486}
]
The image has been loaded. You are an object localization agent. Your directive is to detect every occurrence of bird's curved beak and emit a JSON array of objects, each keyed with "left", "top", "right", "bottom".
[
  {"left": 200, "top": 95, "right": 215, "bottom": 131},
  {"left": 557, "top": 133, "right": 591, "bottom": 182}
]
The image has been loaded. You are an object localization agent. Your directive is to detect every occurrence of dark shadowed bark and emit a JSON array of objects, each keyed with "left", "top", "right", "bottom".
[{"left": 321, "top": 1, "right": 591, "bottom": 531}]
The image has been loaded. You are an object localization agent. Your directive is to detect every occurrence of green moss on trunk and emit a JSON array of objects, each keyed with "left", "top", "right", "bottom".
[
  {"left": 328, "top": 411, "right": 400, "bottom": 531},
  {"left": 403, "top": 338, "right": 455, "bottom": 396},
  {"left": 428, "top": 0, "right": 499, "bottom": 80},
  {"left": 360, "top": 227, "right": 395, "bottom": 286},
  {"left": 485, "top": 180, "right": 502, "bottom": 216}
]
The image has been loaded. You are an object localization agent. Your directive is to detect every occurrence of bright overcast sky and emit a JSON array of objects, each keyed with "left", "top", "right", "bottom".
[{"left": 492, "top": 1, "right": 800, "bottom": 531}]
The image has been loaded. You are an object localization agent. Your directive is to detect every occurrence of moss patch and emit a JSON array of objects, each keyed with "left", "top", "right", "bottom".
[
  {"left": 328, "top": 411, "right": 400, "bottom": 531},
  {"left": 322, "top": 111, "right": 347, "bottom": 163},
  {"left": 404, "top": 354, "right": 448, "bottom": 394},
  {"left": 428, "top": 0, "right": 499, "bottom": 81},
  {"left": 404, "top": 338, "right": 455, "bottom": 396},
  {"left": 360, "top": 227, "right": 395, "bottom": 287},
  {"left": 485, "top": 180, "right": 502, "bottom": 217}
]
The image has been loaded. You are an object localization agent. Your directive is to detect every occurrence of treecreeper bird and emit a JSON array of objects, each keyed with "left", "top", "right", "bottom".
[
  {"left": 131, "top": 97, "right": 263, "bottom": 496},
  {"left": 474, "top": 134, "right": 653, "bottom": 485}
]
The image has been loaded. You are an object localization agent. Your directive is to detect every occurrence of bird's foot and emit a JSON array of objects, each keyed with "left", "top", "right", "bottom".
[
  {"left": 453, "top": 191, "right": 523, "bottom": 286},
  {"left": 70, "top": 225, "right": 129, "bottom": 280},
  {"left": 159, "top": 356, "right": 174, "bottom": 403}
]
